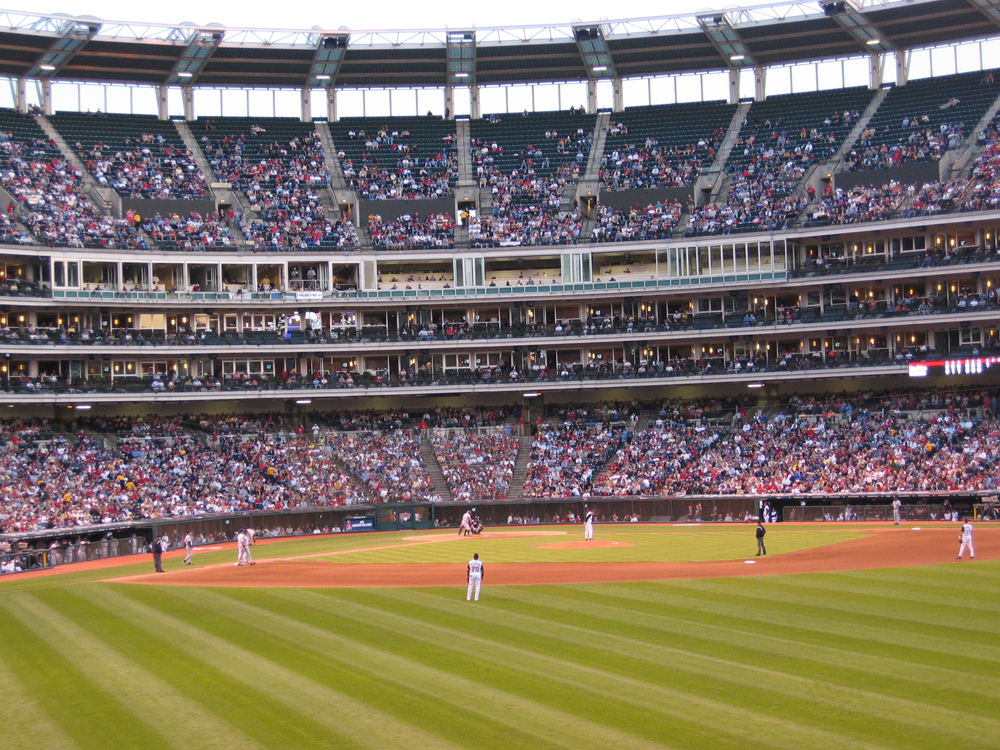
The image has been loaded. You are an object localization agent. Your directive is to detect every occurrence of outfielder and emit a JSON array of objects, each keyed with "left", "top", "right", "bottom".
[
  {"left": 467, "top": 553, "right": 484, "bottom": 601},
  {"left": 584, "top": 508, "right": 594, "bottom": 541},
  {"left": 957, "top": 520, "right": 975, "bottom": 560},
  {"left": 182, "top": 532, "right": 194, "bottom": 566}
]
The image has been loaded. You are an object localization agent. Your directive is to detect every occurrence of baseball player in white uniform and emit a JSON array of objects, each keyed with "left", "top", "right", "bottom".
[
  {"left": 246, "top": 527, "right": 257, "bottom": 546},
  {"left": 957, "top": 520, "right": 975, "bottom": 559},
  {"left": 182, "top": 532, "right": 194, "bottom": 565},
  {"left": 584, "top": 508, "right": 594, "bottom": 541},
  {"left": 467, "top": 553, "right": 483, "bottom": 601},
  {"left": 892, "top": 497, "right": 902, "bottom": 525},
  {"left": 235, "top": 531, "right": 248, "bottom": 566},
  {"left": 459, "top": 510, "right": 473, "bottom": 536}
]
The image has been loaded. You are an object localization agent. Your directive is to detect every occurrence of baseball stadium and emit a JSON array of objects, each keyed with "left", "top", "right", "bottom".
[{"left": 1, "top": 0, "right": 1000, "bottom": 747}]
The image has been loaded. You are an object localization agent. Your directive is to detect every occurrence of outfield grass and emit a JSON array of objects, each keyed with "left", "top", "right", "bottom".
[{"left": 0, "top": 529, "right": 997, "bottom": 750}]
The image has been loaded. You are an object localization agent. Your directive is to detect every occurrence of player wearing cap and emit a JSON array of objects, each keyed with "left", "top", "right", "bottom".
[
  {"left": 467, "top": 553, "right": 484, "bottom": 601},
  {"left": 584, "top": 508, "right": 594, "bottom": 541},
  {"left": 182, "top": 532, "right": 194, "bottom": 566},
  {"left": 957, "top": 519, "right": 975, "bottom": 560}
]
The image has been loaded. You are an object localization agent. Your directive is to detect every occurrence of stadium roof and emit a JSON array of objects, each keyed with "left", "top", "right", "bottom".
[{"left": 0, "top": 0, "right": 997, "bottom": 89}]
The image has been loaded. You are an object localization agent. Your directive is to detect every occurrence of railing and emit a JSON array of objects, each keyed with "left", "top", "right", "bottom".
[
  {"left": 0, "top": 535, "right": 146, "bottom": 575},
  {"left": 783, "top": 504, "right": 956, "bottom": 522}
]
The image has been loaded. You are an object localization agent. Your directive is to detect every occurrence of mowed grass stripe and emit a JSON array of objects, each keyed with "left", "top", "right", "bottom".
[
  {"left": 378, "top": 585, "right": 995, "bottom": 747},
  {"left": 283, "top": 587, "right": 887, "bottom": 750},
  {"left": 830, "top": 565, "right": 1000, "bottom": 597},
  {"left": 555, "top": 583, "right": 999, "bottom": 699},
  {"left": 81, "top": 585, "right": 469, "bottom": 750},
  {"left": 2, "top": 593, "right": 271, "bottom": 750},
  {"left": 36, "top": 586, "right": 353, "bottom": 750},
  {"left": 661, "top": 576, "right": 1000, "bottom": 662},
  {"left": 161, "top": 585, "right": 681, "bottom": 750},
  {"left": 0, "top": 605, "right": 167, "bottom": 749},
  {"left": 0, "top": 653, "right": 82, "bottom": 750}
]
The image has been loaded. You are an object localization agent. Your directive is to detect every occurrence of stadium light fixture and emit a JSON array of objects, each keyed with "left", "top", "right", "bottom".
[
  {"left": 523, "top": 392, "right": 541, "bottom": 398},
  {"left": 747, "top": 383, "right": 764, "bottom": 389},
  {"left": 296, "top": 399, "right": 312, "bottom": 404},
  {"left": 698, "top": 14, "right": 754, "bottom": 69},
  {"left": 177, "top": 71, "right": 193, "bottom": 78},
  {"left": 454, "top": 71, "right": 469, "bottom": 78},
  {"left": 309, "top": 33, "right": 348, "bottom": 87},
  {"left": 75, "top": 404, "right": 92, "bottom": 410},
  {"left": 593, "top": 65, "right": 608, "bottom": 72},
  {"left": 730, "top": 54, "right": 745, "bottom": 61},
  {"left": 866, "top": 38, "right": 880, "bottom": 45},
  {"left": 27, "top": 19, "right": 101, "bottom": 78},
  {"left": 39, "top": 64, "right": 56, "bottom": 71}
]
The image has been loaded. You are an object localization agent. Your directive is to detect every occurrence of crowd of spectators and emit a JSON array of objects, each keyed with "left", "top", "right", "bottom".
[
  {"left": 0, "top": 135, "right": 143, "bottom": 249},
  {"left": 141, "top": 210, "right": 235, "bottom": 251},
  {"left": 340, "top": 127, "right": 457, "bottom": 200},
  {"left": 203, "top": 129, "right": 358, "bottom": 251},
  {"left": 590, "top": 201, "right": 682, "bottom": 242},
  {"left": 367, "top": 212, "right": 455, "bottom": 250},
  {"left": 469, "top": 206, "right": 581, "bottom": 247},
  {"left": 599, "top": 129, "right": 724, "bottom": 190},
  {"left": 845, "top": 117, "right": 966, "bottom": 171},
  {"left": 0, "top": 430, "right": 370, "bottom": 533},
  {"left": 328, "top": 430, "right": 440, "bottom": 503},
  {"left": 522, "top": 423, "right": 627, "bottom": 497},
  {"left": 74, "top": 134, "right": 205, "bottom": 200},
  {"left": 430, "top": 429, "right": 519, "bottom": 501},
  {"left": 806, "top": 182, "right": 907, "bottom": 226}
]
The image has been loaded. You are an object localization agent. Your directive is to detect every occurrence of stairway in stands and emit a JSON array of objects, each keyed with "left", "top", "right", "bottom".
[
  {"left": 418, "top": 434, "right": 455, "bottom": 502},
  {"left": 505, "top": 434, "right": 535, "bottom": 499}
]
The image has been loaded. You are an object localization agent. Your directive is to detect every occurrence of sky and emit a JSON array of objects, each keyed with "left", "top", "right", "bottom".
[{"left": 6, "top": 0, "right": 765, "bottom": 32}]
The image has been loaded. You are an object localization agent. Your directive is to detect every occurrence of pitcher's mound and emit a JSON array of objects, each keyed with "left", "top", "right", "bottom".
[{"left": 539, "top": 540, "right": 635, "bottom": 549}]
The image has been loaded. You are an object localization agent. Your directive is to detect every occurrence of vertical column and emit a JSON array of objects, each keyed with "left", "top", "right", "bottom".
[
  {"left": 728, "top": 69, "right": 739, "bottom": 104},
  {"left": 470, "top": 83, "right": 481, "bottom": 120},
  {"left": 182, "top": 86, "right": 195, "bottom": 121},
  {"left": 326, "top": 87, "right": 337, "bottom": 122},
  {"left": 444, "top": 83, "right": 454, "bottom": 119},
  {"left": 895, "top": 50, "right": 909, "bottom": 87},
  {"left": 869, "top": 52, "right": 883, "bottom": 90},
  {"left": 612, "top": 77, "right": 623, "bottom": 112},
  {"left": 586, "top": 79, "right": 597, "bottom": 113},
  {"left": 157, "top": 84, "right": 169, "bottom": 120},
  {"left": 753, "top": 67, "right": 766, "bottom": 101},
  {"left": 15, "top": 77, "right": 26, "bottom": 113},
  {"left": 41, "top": 80, "right": 52, "bottom": 116},
  {"left": 300, "top": 87, "right": 312, "bottom": 123}
]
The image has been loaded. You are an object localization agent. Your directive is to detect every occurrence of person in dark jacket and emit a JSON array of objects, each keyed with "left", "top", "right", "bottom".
[
  {"left": 755, "top": 522, "right": 767, "bottom": 557},
  {"left": 152, "top": 535, "right": 165, "bottom": 572}
]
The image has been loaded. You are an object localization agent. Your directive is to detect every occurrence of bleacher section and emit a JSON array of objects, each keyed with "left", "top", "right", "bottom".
[
  {"left": 49, "top": 112, "right": 206, "bottom": 200},
  {"left": 0, "top": 108, "right": 142, "bottom": 249},
  {"left": 195, "top": 117, "right": 358, "bottom": 250},
  {"left": 689, "top": 87, "right": 873, "bottom": 235},
  {"left": 469, "top": 110, "right": 595, "bottom": 246},
  {"left": 600, "top": 100, "right": 737, "bottom": 189},
  {"left": 327, "top": 116, "right": 457, "bottom": 200},
  {"left": 846, "top": 69, "right": 1000, "bottom": 170}
]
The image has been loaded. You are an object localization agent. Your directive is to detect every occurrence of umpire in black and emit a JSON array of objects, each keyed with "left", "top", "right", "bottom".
[
  {"left": 755, "top": 522, "right": 767, "bottom": 556},
  {"left": 152, "top": 535, "right": 165, "bottom": 572}
]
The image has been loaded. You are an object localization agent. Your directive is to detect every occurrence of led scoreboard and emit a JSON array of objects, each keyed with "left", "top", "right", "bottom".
[{"left": 908, "top": 357, "right": 1000, "bottom": 378}]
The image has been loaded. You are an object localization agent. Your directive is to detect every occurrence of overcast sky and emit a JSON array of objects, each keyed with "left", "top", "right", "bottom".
[{"left": 8, "top": 0, "right": 772, "bottom": 31}]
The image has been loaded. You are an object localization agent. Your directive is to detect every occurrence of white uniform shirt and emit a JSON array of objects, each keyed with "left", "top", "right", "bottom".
[
  {"left": 585, "top": 511, "right": 594, "bottom": 524},
  {"left": 961, "top": 522, "right": 973, "bottom": 540},
  {"left": 468, "top": 559, "right": 483, "bottom": 577},
  {"left": 237, "top": 532, "right": 247, "bottom": 549}
]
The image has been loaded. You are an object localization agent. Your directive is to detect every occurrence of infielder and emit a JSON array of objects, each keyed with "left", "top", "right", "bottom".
[
  {"left": 584, "top": 508, "right": 594, "bottom": 541},
  {"left": 957, "top": 520, "right": 975, "bottom": 560},
  {"left": 892, "top": 497, "right": 902, "bottom": 525},
  {"left": 182, "top": 532, "right": 194, "bottom": 566},
  {"left": 467, "top": 553, "right": 483, "bottom": 601}
]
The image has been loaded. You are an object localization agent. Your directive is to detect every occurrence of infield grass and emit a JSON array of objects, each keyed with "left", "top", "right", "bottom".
[{"left": 0, "top": 527, "right": 997, "bottom": 750}]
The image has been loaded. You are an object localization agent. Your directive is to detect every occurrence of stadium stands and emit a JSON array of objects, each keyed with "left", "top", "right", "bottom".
[
  {"left": 328, "top": 116, "right": 457, "bottom": 200},
  {"left": 50, "top": 112, "right": 206, "bottom": 200}
]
